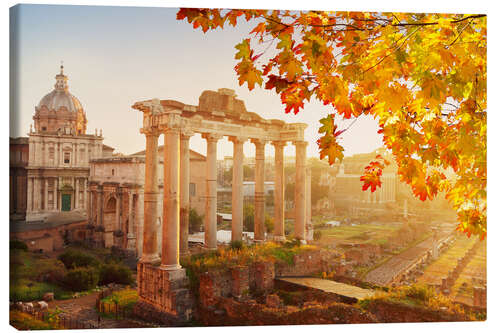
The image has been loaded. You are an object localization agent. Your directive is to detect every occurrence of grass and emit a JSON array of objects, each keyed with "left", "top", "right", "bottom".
[
  {"left": 317, "top": 223, "right": 399, "bottom": 247},
  {"left": 10, "top": 249, "right": 72, "bottom": 301},
  {"left": 100, "top": 287, "right": 138, "bottom": 310},
  {"left": 357, "top": 284, "right": 470, "bottom": 318},
  {"left": 10, "top": 244, "right": 134, "bottom": 302},
  {"left": 9, "top": 310, "right": 57, "bottom": 330},
  {"left": 451, "top": 240, "right": 486, "bottom": 301},
  {"left": 98, "top": 287, "right": 138, "bottom": 317},
  {"left": 181, "top": 242, "right": 319, "bottom": 298},
  {"left": 418, "top": 234, "right": 478, "bottom": 285}
]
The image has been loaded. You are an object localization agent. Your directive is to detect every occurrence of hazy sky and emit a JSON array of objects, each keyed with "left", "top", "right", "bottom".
[{"left": 11, "top": 3, "right": 383, "bottom": 159}]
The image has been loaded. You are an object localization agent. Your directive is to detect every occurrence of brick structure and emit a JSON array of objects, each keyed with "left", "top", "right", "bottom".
[
  {"left": 231, "top": 266, "right": 250, "bottom": 299},
  {"left": 136, "top": 263, "right": 193, "bottom": 322},
  {"left": 254, "top": 261, "right": 275, "bottom": 293}
]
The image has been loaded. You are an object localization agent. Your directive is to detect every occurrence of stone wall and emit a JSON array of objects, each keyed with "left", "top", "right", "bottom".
[{"left": 136, "top": 263, "right": 194, "bottom": 322}]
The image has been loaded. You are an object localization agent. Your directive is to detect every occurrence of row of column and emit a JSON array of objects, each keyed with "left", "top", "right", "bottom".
[
  {"left": 26, "top": 176, "right": 87, "bottom": 212},
  {"left": 30, "top": 139, "right": 99, "bottom": 167},
  {"left": 140, "top": 128, "right": 308, "bottom": 271}
]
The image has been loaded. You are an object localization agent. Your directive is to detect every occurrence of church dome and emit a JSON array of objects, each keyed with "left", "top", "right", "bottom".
[
  {"left": 38, "top": 90, "right": 83, "bottom": 112},
  {"left": 37, "top": 65, "right": 83, "bottom": 113},
  {"left": 33, "top": 65, "right": 88, "bottom": 134}
]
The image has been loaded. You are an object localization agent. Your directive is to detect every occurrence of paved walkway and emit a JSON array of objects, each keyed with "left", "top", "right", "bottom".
[
  {"left": 277, "top": 277, "right": 376, "bottom": 300},
  {"left": 364, "top": 232, "right": 451, "bottom": 286}
]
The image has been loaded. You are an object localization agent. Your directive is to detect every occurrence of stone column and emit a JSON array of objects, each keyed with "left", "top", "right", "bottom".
[
  {"left": 305, "top": 167, "right": 313, "bottom": 242},
  {"left": 137, "top": 188, "right": 144, "bottom": 258},
  {"left": 44, "top": 178, "right": 49, "bottom": 211},
  {"left": 33, "top": 178, "right": 40, "bottom": 211},
  {"left": 55, "top": 178, "right": 59, "bottom": 210},
  {"left": 75, "top": 178, "right": 80, "bottom": 210},
  {"left": 27, "top": 176, "right": 33, "bottom": 213},
  {"left": 229, "top": 136, "right": 246, "bottom": 242},
  {"left": 97, "top": 186, "right": 103, "bottom": 226},
  {"left": 83, "top": 179, "right": 88, "bottom": 212},
  {"left": 127, "top": 190, "right": 136, "bottom": 251},
  {"left": 180, "top": 131, "right": 193, "bottom": 256},
  {"left": 252, "top": 139, "right": 266, "bottom": 242},
  {"left": 294, "top": 141, "right": 308, "bottom": 241},
  {"left": 161, "top": 128, "right": 182, "bottom": 270},
  {"left": 272, "top": 141, "right": 286, "bottom": 241},
  {"left": 116, "top": 188, "right": 122, "bottom": 230},
  {"left": 141, "top": 131, "right": 160, "bottom": 263},
  {"left": 87, "top": 189, "right": 92, "bottom": 221},
  {"left": 84, "top": 143, "right": 89, "bottom": 166},
  {"left": 202, "top": 133, "right": 221, "bottom": 250}
]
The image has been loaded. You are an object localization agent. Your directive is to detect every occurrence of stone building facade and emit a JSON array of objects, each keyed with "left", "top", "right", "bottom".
[
  {"left": 87, "top": 148, "right": 206, "bottom": 256},
  {"left": 10, "top": 137, "right": 29, "bottom": 221},
  {"left": 25, "top": 65, "right": 113, "bottom": 222}
]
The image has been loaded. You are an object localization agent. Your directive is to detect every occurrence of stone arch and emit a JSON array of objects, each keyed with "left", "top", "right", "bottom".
[{"left": 103, "top": 195, "right": 117, "bottom": 247}]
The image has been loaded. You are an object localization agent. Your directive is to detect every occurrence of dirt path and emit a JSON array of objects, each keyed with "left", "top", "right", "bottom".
[{"left": 48, "top": 291, "right": 152, "bottom": 328}]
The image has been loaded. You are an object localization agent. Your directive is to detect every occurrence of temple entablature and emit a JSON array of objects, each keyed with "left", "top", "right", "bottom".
[{"left": 132, "top": 89, "right": 306, "bottom": 143}]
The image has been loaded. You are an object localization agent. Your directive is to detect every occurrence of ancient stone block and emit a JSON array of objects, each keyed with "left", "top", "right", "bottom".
[
  {"left": 254, "top": 261, "right": 275, "bottom": 293},
  {"left": 266, "top": 294, "right": 282, "bottom": 308},
  {"left": 231, "top": 266, "right": 249, "bottom": 299},
  {"left": 43, "top": 292, "right": 54, "bottom": 302}
]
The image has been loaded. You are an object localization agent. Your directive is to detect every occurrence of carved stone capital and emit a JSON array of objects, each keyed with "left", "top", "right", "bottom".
[
  {"left": 228, "top": 136, "right": 248, "bottom": 145},
  {"left": 250, "top": 138, "right": 267, "bottom": 148},
  {"left": 272, "top": 141, "right": 287, "bottom": 149},
  {"left": 201, "top": 133, "right": 223, "bottom": 142},
  {"left": 181, "top": 129, "right": 195, "bottom": 139},
  {"left": 293, "top": 141, "right": 308, "bottom": 148},
  {"left": 141, "top": 128, "right": 161, "bottom": 137}
]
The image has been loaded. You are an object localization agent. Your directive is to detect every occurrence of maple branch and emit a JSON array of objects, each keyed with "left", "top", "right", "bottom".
[
  {"left": 447, "top": 20, "right": 473, "bottom": 48},
  {"left": 362, "top": 26, "right": 421, "bottom": 74}
]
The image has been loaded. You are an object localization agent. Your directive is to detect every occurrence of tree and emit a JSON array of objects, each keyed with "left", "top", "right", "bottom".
[
  {"left": 189, "top": 208, "right": 203, "bottom": 233},
  {"left": 243, "top": 203, "right": 255, "bottom": 232},
  {"left": 177, "top": 9, "right": 486, "bottom": 239}
]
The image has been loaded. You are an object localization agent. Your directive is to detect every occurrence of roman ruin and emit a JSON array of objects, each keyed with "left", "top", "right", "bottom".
[{"left": 132, "top": 88, "right": 310, "bottom": 319}]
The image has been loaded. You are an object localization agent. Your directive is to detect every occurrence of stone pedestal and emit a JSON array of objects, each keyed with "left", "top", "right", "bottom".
[{"left": 136, "top": 263, "right": 193, "bottom": 323}]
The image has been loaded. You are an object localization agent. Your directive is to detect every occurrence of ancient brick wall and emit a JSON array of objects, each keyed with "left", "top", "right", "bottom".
[{"left": 136, "top": 263, "right": 193, "bottom": 322}]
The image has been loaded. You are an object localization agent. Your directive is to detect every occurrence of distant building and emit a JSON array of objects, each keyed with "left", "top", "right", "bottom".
[
  {"left": 87, "top": 146, "right": 207, "bottom": 256},
  {"left": 10, "top": 65, "right": 113, "bottom": 252},
  {"left": 24, "top": 65, "right": 113, "bottom": 223},
  {"left": 10, "top": 137, "right": 29, "bottom": 220}
]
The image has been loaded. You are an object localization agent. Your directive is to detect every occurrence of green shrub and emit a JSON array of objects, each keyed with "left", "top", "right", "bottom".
[
  {"left": 63, "top": 267, "right": 99, "bottom": 291},
  {"left": 99, "top": 263, "right": 133, "bottom": 285},
  {"left": 189, "top": 208, "right": 203, "bottom": 233},
  {"left": 58, "top": 249, "right": 100, "bottom": 269},
  {"left": 10, "top": 239, "right": 28, "bottom": 251},
  {"left": 229, "top": 240, "right": 244, "bottom": 251}
]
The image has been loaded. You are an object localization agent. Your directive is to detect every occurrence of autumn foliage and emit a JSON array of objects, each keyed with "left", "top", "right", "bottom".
[{"left": 176, "top": 9, "right": 486, "bottom": 238}]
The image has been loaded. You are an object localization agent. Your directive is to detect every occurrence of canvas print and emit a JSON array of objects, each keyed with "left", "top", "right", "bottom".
[{"left": 9, "top": 3, "right": 486, "bottom": 329}]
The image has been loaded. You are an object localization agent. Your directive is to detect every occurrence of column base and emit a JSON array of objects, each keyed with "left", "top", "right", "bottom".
[
  {"left": 272, "top": 235, "right": 286, "bottom": 242},
  {"left": 136, "top": 264, "right": 193, "bottom": 323},
  {"left": 204, "top": 246, "right": 217, "bottom": 251},
  {"left": 160, "top": 264, "right": 182, "bottom": 271},
  {"left": 139, "top": 253, "right": 161, "bottom": 264}
]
